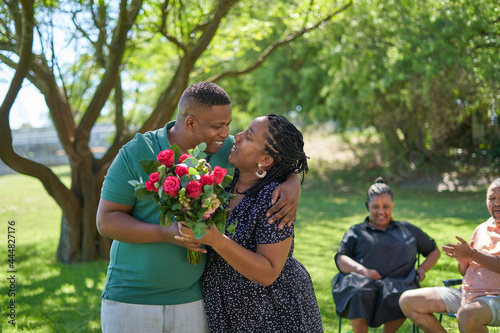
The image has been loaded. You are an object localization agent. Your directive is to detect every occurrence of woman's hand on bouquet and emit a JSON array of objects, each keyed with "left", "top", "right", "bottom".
[
  {"left": 175, "top": 222, "right": 221, "bottom": 250},
  {"left": 170, "top": 222, "right": 206, "bottom": 253}
]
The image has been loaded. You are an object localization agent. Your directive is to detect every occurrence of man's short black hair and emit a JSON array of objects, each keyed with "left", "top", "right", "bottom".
[{"left": 179, "top": 82, "right": 231, "bottom": 110}]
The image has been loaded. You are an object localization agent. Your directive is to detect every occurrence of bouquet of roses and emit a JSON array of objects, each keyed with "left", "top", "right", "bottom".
[{"left": 128, "top": 142, "right": 235, "bottom": 264}]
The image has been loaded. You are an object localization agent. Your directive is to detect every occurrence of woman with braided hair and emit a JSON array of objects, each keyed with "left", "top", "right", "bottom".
[
  {"left": 332, "top": 177, "right": 441, "bottom": 333},
  {"left": 176, "top": 114, "right": 323, "bottom": 332}
]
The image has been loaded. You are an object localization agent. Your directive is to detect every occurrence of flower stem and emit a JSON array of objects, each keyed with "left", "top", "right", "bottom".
[{"left": 186, "top": 250, "right": 204, "bottom": 265}]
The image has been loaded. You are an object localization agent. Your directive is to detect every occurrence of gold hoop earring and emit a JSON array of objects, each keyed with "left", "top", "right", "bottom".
[{"left": 255, "top": 163, "right": 267, "bottom": 178}]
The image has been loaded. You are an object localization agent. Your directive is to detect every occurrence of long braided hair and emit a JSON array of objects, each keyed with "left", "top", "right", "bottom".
[{"left": 242, "top": 114, "right": 309, "bottom": 197}]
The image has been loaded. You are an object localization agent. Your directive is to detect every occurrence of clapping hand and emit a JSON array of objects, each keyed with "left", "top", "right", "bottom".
[{"left": 442, "top": 236, "right": 473, "bottom": 262}]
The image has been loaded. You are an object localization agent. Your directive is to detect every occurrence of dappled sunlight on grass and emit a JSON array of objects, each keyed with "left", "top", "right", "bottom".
[{"left": 0, "top": 169, "right": 106, "bottom": 332}]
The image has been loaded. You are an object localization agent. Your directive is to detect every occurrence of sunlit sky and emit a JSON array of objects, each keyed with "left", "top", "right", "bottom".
[{"left": 0, "top": 79, "right": 50, "bottom": 130}]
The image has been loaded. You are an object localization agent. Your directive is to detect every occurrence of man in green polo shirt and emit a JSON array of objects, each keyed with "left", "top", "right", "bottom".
[{"left": 96, "top": 82, "right": 301, "bottom": 332}]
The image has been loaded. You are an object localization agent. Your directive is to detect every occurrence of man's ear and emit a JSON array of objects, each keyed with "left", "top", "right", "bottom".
[
  {"left": 365, "top": 201, "right": 369, "bottom": 211},
  {"left": 185, "top": 115, "right": 196, "bottom": 132}
]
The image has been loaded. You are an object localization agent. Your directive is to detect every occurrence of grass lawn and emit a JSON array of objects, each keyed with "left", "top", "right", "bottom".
[{"left": 0, "top": 163, "right": 498, "bottom": 332}]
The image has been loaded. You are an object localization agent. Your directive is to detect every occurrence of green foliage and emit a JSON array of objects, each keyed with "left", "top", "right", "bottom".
[
  {"left": 139, "top": 159, "right": 162, "bottom": 175},
  {"left": 108, "top": 0, "right": 345, "bottom": 124},
  {"left": 323, "top": 0, "right": 499, "bottom": 165},
  {"left": 221, "top": 0, "right": 499, "bottom": 174}
]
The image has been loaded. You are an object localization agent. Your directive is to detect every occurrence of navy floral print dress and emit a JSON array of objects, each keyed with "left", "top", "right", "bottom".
[{"left": 201, "top": 181, "right": 323, "bottom": 333}]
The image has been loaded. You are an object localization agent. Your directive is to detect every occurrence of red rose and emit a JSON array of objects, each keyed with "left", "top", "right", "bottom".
[
  {"left": 186, "top": 180, "right": 203, "bottom": 198},
  {"left": 179, "top": 154, "right": 192, "bottom": 162},
  {"left": 200, "top": 173, "right": 214, "bottom": 186},
  {"left": 175, "top": 165, "right": 189, "bottom": 177},
  {"left": 145, "top": 180, "right": 158, "bottom": 192},
  {"left": 163, "top": 176, "right": 181, "bottom": 196},
  {"left": 157, "top": 149, "right": 174, "bottom": 167},
  {"left": 212, "top": 166, "right": 227, "bottom": 184},
  {"left": 145, "top": 172, "right": 160, "bottom": 192},
  {"left": 149, "top": 172, "right": 159, "bottom": 183}
]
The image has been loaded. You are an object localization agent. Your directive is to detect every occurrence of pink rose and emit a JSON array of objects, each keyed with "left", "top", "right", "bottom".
[
  {"left": 203, "top": 207, "right": 216, "bottom": 219},
  {"left": 200, "top": 174, "right": 214, "bottom": 186},
  {"left": 179, "top": 154, "right": 192, "bottom": 162},
  {"left": 145, "top": 180, "right": 158, "bottom": 192},
  {"left": 175, "top": 165, "right": 189, "bottom": 177},
  {"left": 157, "top": 149, "right": 174, "bottom": 167},
  {"left": 186, "top": 180, "right": 203, "bottom": 198},
  {"left": 212, "top": 166, "right": 227, "bottom": 184},
  {"left": 163, "top": 176, "right": 180, "bottom": 196}
]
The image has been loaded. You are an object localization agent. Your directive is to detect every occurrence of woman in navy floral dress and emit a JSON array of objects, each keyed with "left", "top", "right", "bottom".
[{"left": 177, "top": 114, "right": 323, "bottom": 332}]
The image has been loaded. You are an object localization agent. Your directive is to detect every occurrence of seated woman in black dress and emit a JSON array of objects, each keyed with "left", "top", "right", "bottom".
[
  {"left": 177, "top": 114, "right": 323, "bottom": 332},
  {"left": 332, "top": 178, "right": 441, "bottom": 333}
]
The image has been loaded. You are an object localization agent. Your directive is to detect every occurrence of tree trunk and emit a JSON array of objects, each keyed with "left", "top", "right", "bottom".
[
  {"left": 56, "top": 167, "right": 111, "bottom": 262},
  {"left": 57, "top": 211, "right": 82, "bottom": 263}
]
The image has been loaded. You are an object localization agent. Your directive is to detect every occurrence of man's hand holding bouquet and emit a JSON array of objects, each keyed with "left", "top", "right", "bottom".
[{"left": 128, "top": 142, "right": 235, "bottom": 264}]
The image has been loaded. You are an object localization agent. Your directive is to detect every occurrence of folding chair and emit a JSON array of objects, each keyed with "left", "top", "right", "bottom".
[{"left": 438, "top": 278, "right": 462, "bottom": 321}]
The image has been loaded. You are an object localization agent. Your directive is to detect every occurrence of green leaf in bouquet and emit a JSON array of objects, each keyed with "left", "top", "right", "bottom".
[
  {"left": 217, "top": 191, "right": 236, "bottom": 199},
  {"left": 139, "top": 160, "right": 162, "bottom": 175},
  {"left": 203, "top": 185, "right": 213, "bottom": 196},
  {"left": 133, "top": 187, "right": 156, "bottom": 200},
  {"left": 180, "top": 175, "right": 192, "bottom": 188},
  {"left": 158, "top": 167, "right": 166, "bottom": 182},
  {"left": 172, "top": 202, "right": 182, "bottom": 212},
  {"left": 225, "top": 167, "right": 235, "bottom": 177},
  {"left": 226, "top": 219, "right": 238, "bottom": 237},
  {"left": 220, "top": 174, "right": 234, "bottom": 188},
  {"left": 171, "top": 144, "right": 182, "bottom": 163},
  {"left": 197, "top": 207, "right": 208, "bottom": 220},
  {"left": 188, "top": 166, "right": 199, "bottom": 176},
  {"left": 184, "top": 157, "right": 199, "bottom": 169},
  {"left": 198, "top": 142, "right": 207, "bottom": 152},
  {"left": 212, "top": 211, "right": 225, "bottom": 225},
  {"left": 185, "top": 210, "right": 196, "bottom": 219},
  {"left": 128, "top": 179, "right": 144, "bottom": 189},
  {"left": 159, "top": 210, "right": 166, "bottom": 226},
  {"left": 160, "top": 207, "right": 173, "bottom": 227},
  {"left": 192, "top": 222, "right": 207, "bottom": 240},
  {"left": 188, "top": 142, "right": 207, "bottom": 160}
]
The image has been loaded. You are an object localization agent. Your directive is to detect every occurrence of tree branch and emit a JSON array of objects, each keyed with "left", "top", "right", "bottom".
[
  {"left": 190, "top": 0, "right": 239, "bottom": 61},
  {"left": 0, "top": 0, "right": 79, "bottom": 212},
  {"left": 4, "top": 0, "right": 23, "bottom": 42},
  {"left": 76, "top": 0, "right": 143, "bottom": 139},
  {"left": 209, "top": 0, "right": 353, "bottom": 82},
  {"left": 0, "top": 40, "right": 17, "bottom": 52},
  {"left": 163, "top": 33, "right": 188, "bottom": 53},
  {"left": 138, "top": 0, "right": 240, "bottom": 132},
  {"left": 0, "top": 0, "right": 32, "bottom": 120},
  {"left": 158, "top": 0, "right": 188, "bottom": 52}
]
